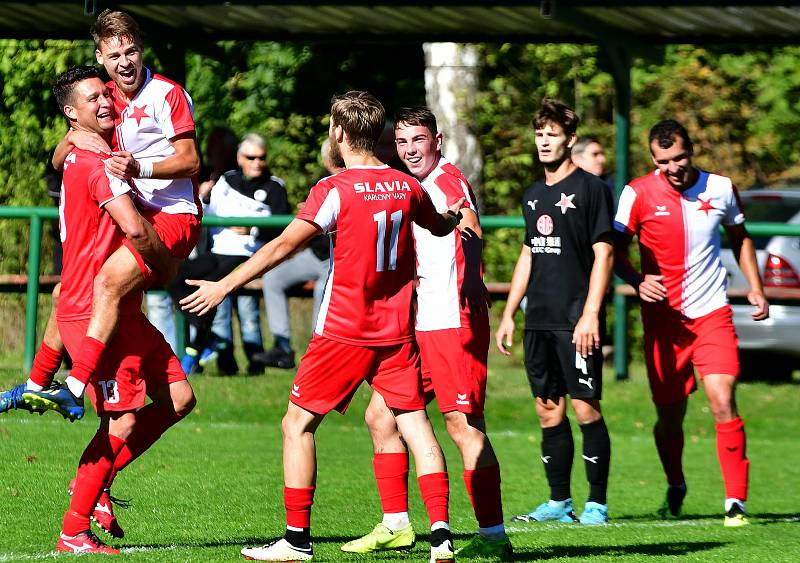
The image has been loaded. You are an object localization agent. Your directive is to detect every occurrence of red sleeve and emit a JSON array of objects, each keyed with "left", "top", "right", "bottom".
[
  {"left": 297, "top": 178, "right": 338, "bottom": 232},
  {"left": 162, "top": 84, "right": 195, "bottom": 138},
  {"left": 412, "top": 183, "right": 443, "bottom": 231},
  {"left": 86, "top": 158, "right": 131, "bottom": 208},
  {"left": 434, "top": 172, "right": 474, "bottom": 210}
]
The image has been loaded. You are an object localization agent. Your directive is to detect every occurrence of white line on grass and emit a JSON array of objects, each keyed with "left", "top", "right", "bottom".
[{"left": 0, "top": 545, "right": 180, "bottom": 561}]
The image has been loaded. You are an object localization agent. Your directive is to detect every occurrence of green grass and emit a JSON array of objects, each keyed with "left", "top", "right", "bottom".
[{"left": 1, "top": 353, "right": 799, "bottom": 562}]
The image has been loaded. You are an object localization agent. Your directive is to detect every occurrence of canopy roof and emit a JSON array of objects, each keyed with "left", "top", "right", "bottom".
[{"left": 2, "top": 1, "right": 800, "bottom": 44}]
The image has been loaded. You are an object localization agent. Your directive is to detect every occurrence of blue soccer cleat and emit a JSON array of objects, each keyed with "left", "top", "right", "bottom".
[
  {"left": 512, "top": 498, "right": 578, "bottom": 523},
  {"left": 579, "top": 502, "right": 609, "bottom": 524},
  {"left": 0, "top": 383, "right": 43, "bottom": 414},
  {"left": 22, "top": 381, "right": 84, "bottom": 421},
  {"left": 180, "top": 348, "right": 201, "bottom": 375}
]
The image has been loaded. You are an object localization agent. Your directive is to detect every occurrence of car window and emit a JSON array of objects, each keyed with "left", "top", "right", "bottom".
[{"left": 721, "top": 196, "right": 800, "bottom": 249}]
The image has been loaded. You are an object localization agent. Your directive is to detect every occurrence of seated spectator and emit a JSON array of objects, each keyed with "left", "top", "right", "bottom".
[
  {"left": 249, "top": 140, "right": 340, "bottom": 370},
  {"left": 169, "top": 133, "right": 289, "bottom": 374}
]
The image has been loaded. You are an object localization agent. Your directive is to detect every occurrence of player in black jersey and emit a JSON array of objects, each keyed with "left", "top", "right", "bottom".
[{"left": 495, "top": 99, "right": 614, "bottom": 525}]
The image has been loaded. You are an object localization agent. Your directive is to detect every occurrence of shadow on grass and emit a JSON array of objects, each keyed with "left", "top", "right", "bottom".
[
  {"left": 514, "top": 540, "right": 727, "bottom": 560},
  {"left": 613, "top": 511, "right": 800, "bottom": 524}
]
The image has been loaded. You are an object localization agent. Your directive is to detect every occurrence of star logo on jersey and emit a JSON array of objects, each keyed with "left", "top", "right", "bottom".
[
  {"left": 697, "top": 197, "right": 717, "bottom": 215},
  {"left": 129, "top": 104, "right": 150, "bottom": 126},
  {"left": 555, "top": 192, "right": 576, "bottom": 215}
]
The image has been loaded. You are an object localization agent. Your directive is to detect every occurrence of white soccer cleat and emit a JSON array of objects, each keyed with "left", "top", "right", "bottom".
[
  {"left": 241, "top": 538, "right": 313, "bottom": 561},
  {"left": 430, "top": 538, "right": 455, "bottom": 563}
]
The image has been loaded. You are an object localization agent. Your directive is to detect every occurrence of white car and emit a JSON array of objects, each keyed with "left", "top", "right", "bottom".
[{"left": 721, "top": 190, "right": 800, "bottom": 380}]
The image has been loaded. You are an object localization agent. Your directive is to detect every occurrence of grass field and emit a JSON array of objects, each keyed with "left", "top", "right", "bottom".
[{"left": 1, "top": 350, "right": 799, "bottom": 562}]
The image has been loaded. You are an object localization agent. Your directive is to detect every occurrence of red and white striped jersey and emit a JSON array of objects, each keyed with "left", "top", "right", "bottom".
[
  {"left": 614, "top": 168, "right": 745, "bottom": 318},
  {"left": 413, "top": 157, "right": 482, "bottom": 331},
  {"left": 296, "top": 164, "right": 442, "bottom": 346},
  {"left": 109, "top": 69, "right": 199, "bottom": 215}
]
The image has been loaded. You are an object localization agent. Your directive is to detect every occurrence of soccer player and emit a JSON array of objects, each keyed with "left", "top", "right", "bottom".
[
  {"left": 614, "top": 120, "right": 768, "bottom": 526},
  {"left": 0, "top": 9, "right": 200, "bottom": 418},
  {"left": 495, "top": 99, "right": 614, "bottom": 525},
  {"left": 340, "top": 106, "right": 510, "bottom": 559},
  {"left": 50, "top": 65, "right": 196, "bottom": 554},
  {"left": 180, "top": 91, "right": 462, "bottom": 562}
]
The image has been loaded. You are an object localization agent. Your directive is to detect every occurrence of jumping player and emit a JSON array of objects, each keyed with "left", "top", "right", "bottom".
[
  {"left": 341, "top": 106, "right": 510, "bottom": 559},
  {"left": 614, "top": 120, "right": 768, "bottom": 526},
  {"left": 0, "top": 8, "right": 200, "bottom": 418},
  {"left": 180, "top": 91, "right": 463, "bottom": 562},
  {"left": 49, "top": 65, "right": 195, "bottom": 554},
  {"left": 495, "top": 99, "right": 614, "bottom": 525}
]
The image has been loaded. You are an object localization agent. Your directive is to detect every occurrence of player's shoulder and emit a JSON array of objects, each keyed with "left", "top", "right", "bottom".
[
  {"left": 150, "top": 71, "right": 187, "bottom": 92},
  {"left": 702, "top": 169, "right": 734, "bottom": 192},
  {"left": 627, "top": 170, "right": 660, "bottom": 192},
  {"left": 65, "top": 148, "right": 106, "bottom": 173},
  {"left": 436, "top": 159, "right": 468, "bottom": 184}
]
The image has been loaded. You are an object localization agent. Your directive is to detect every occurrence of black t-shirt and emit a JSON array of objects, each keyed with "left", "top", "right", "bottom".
[{"left": 522, "top": 167, "right": 613, "bottom": 330}]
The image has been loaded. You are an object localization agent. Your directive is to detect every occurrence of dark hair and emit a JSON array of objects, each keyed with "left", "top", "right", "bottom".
[
  {"left": 649, "top": 120, "right": 693, "bottom": 154},
  {"left": 394, "top": 106, "right": 438, "bottom": 136},
  {"left": 330, "top": 91, "right": 386, "bottom": 153},
  {"left": 91, "top": 9, "right": 142, "bottom": 48},
  {"left": 53, "top": 65, "right": 101, "bottom": 112},
  {"left": 533, "top": 98, "right": 579, "bottom": 137}
]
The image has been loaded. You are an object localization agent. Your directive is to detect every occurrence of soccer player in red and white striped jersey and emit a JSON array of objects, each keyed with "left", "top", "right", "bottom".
[
  {"left": 341, "top": 107, "right": 510, "bottom": 558},
  {"left": 180, "top": 91, "right": 463, "bottom": 562},
  {"left": 614, "top": 120, "right": 769, "bottom": 526}
]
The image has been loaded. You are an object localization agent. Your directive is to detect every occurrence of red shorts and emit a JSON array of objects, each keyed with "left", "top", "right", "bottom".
[
  {"left": 417, "top": 324, "right": 489, "bottom": 417},
  {"left": 58, "top": 315, "right": 186, "bottom": 414},
  {"left": 122, "top": 210, "right": 201, "bottom": 286},
  {"left": 290, "top": 335, "right": 425, "bottom": 415},
  {"left": 642, "top": 304, "right": 740, "bottom": 405}
]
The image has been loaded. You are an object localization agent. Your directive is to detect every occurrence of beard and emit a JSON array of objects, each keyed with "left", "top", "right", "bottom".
[{"left": 328, "top": 133, "right": 346, "bottom": 169}]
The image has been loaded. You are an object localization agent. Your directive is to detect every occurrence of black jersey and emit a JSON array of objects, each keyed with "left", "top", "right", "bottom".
[{"left": 522, "top": 167, "right": 613, "bottom": 330}]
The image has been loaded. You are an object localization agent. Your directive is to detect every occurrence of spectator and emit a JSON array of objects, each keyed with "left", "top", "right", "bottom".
[
  {"left": 250, "top": 140, "right": 338, "bottom": 370},
  {"left": 169, "top": 133, "right": 290, "bottom": 374},
  {"left": 572, "top": 137, "right": 615, "bottom": 192}
]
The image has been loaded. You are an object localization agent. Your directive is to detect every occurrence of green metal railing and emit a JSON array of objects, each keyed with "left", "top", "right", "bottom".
[{"left": 3, "top": 205, "right": 800, "bottom": 374}]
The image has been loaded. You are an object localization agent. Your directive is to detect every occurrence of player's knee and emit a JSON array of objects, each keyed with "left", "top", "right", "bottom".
[
  {"left": 92, "top": 270, "right": 122, "bottom": 305},
  {"left": 51, "top": 283, "right": 62, "bottom": 307},
  {"left": 364, "top": 402, "right": 394, "bottom": 435},
  {"left": 281, "top": 410, "right": 306, "bottom": 439}
]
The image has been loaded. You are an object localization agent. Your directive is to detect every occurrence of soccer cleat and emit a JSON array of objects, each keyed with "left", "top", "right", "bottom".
[
  {"left": 241, "top": 538, "right": 313, "bottom": 561},
  {"left": 512, "top": 498, "right": 577, "bottom": 523},
  {"left": 656, "top": 484, "right": 687, "bottom": 520},
  {"left": 22, "top": 381, "right": 84, "bottom": 421},
  {"left": 579, "top": 502, "right": 608, "bottom": 525},
  {"left": 56, "top": 530, "right": 120, "bottom": 554},
  {"left": 429, "top": 528, "right": 454, "bottom": 563},
  {"left": 724, "top": 501, "right": 750, "bottom": 527},
  {"left": 198, "top": 346, "right": 218, "bottom": 368},
  {"left": 68, "top": 480, "right": 128, "bottom": 538},
  {"left": 0, "top": 383, "right": 42, "bottom": 414},
  {"left": 250, "top": 347, "right": 296, "bottom": 370},
  {"left": 456, "top": 534, "right": 513, "bottom": 559},
  {"left": 180, "top": 349, "right": 201, "bottom": 375},
  {"left": 341, "top": 523, "right": 415, "bottom": 553}
]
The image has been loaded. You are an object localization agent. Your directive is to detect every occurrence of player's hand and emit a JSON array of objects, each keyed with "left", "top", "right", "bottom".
[
  {"left": 179, "top": 279, "right": 228, "bottom": 316},
  {"left": 495, "top": 315, "right": 515, "bottom": 356},
  {"left": 572, "top": 312, "right": 600, "bottom": 358},
  {"left": 638, "top": 274, "right": 667, "bottom": 303},
  {"left": 748, "top": 289, "right": 769, "bottom": 321},
  {"left": 68, "top": 129, "right": 111, "bottom": 155},
  {"left": 105, "top": 151, "right": 139, "bottom": 180},
  {"left": 447, "top": 197, "right": 466, "bottom": 224}
]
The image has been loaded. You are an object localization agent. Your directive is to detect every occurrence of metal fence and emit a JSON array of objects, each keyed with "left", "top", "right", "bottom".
[{"left": 2, "top": 206, "right": 799, "bottom": 375}]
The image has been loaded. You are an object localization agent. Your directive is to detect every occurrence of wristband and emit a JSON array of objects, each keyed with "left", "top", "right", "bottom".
[{"left": 138, "top": 160, "right": 153, "bottom": 179}]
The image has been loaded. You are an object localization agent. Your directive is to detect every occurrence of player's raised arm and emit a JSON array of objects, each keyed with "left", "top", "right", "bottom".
[
  {"left": 179, "top": 218, "right": 320, "bottom": 316},
  {"left": 416, "top": 192, "right": 465, "bottom": 236}
]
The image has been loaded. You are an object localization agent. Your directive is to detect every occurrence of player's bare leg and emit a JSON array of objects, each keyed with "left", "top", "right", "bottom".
[
  {"left": 702, "top": 373, "right": 749, "bottom": 526},
  {"left": 393, "top": 408, "right": 454, "bottom": 562},
  {"left": 653, "top": 400, "right": 688, "bottom": 519}
]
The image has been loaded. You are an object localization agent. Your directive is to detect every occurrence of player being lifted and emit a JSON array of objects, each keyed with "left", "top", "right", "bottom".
[
  {"left": 180, "top": 91, "right": 463, "bottom": 562},
  {"left": 340, "top": 106, "right": 511, "bottom": 559},
  {"left": 1, "top": 8, "right": 200, "bottom": 419},
  {"left": 614, "top": 120, "right": 768, "bottom": 526},
  {"left": 496, "top": 99, "right": 614, "bottom": 525},
  {"left": 49, "top": 65, "right": 196, "bottom": 555}
]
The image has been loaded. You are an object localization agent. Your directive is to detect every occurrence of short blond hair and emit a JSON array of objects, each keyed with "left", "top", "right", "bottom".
[
  {"left": 91, "top": 9, "right": 142, "bottom": 48},
  {"left": 330, "top": 91, "right": 385, "bottom": 153}
]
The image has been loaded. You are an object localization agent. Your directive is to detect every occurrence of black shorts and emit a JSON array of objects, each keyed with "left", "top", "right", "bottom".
[{"left": 523, "top": 329, "right": 603, "bottom": 401}]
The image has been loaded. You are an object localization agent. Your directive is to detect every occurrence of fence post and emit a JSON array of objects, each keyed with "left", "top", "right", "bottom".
[{"left": 24, "top": 214, "right": 43, "bottom": 373}]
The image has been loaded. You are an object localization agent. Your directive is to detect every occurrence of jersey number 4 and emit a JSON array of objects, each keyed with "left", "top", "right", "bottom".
[{"left": 373, "top": 210, "right": 402, "bottom": 272}]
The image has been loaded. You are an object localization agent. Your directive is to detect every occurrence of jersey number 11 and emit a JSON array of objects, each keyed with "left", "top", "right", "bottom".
[{"left": 373, "top": 209, "right": 402, "bottom": 272}]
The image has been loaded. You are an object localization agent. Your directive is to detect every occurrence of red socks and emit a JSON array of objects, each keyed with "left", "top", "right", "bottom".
[
  {"left": 107, "top": 403, "right": 183, "bottom": 486},
  {"left": 373, "top": 452, "right": 409, "bottom": 513},
  {"left": 716, "top": 417, "right": 749, "bottom": 500},
  {"left": 417, "top": 472, "right": 449, "bottom": 525},
  {"left": 29, "top": 342, "right": 63, "bottom": 388},
  {"left": 62, "top": 431, "right": 126, "bottom": 536},
  {"left": 70, "top": 336, "right": 106, "bottom": 385},
  {"left": 654, "top": 429, "right": 685, "bottom": 486},
  {"left": 285, "top": 486, "right": 316, "bottom": 529},
  {"left": 463, "top": 464, "right": 503, "bottom": 528}
]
